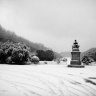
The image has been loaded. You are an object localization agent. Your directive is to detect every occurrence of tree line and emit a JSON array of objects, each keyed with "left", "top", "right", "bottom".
[
  {"left": 36, "top": 50, "right": 54, "bottom": 61},
  {"left": 0, "top": 41, "right": 55, "bottom": 64},
  {"left": 0, "top": 25, "right": 62, "bottom": 59}
]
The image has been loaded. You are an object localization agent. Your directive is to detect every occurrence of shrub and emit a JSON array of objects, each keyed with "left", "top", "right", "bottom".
[
  {"left": 81, "top": 56, "right": 93, "bottom": 65},
  {"left": 11, "top": 46, "right": 30, "bottom": 64},
  {"left": 6, "top": 56, "right": 12, "bottom": 64},
  {"left": 31, "top": 56, "right": 39, "bottom": 64},
  {"left": 0, "top": 41, "right": 30, "bottom": 64},
  {"left": 44, "top": 61, "right": 47, "bottom": 64},
  {"left": 82, "top": 52, "right": 96, "bottom": 62}
]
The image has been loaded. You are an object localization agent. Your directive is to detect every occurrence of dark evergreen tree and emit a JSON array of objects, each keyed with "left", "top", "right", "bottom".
[
  {"left": 36, "top": 50, "right": 46, "bottom": 61},
  {"left": 45, "top": 50, "right": 54, "bottom": 61}
]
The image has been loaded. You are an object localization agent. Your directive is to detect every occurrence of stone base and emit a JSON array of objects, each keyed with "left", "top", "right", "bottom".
[
  {"left": 67, "top": 64, "right": 85, "bottom": 68},
  {"left": 70, "top": 60, "right": 81, "bottom": 65}
]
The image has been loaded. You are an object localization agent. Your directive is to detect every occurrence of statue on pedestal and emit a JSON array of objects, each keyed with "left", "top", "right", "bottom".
[{"left": 68, "top": 40, "right": 84, "bottom": 68}]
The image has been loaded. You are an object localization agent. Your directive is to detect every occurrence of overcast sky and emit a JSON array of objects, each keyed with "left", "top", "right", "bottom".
[{"left": 0, "top": 0, "right": 96, "bottom": 52}]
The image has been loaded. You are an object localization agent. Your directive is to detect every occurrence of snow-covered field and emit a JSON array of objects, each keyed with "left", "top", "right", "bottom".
[{"left": 0, "top": 63, "right": 96, "bottom": 96}]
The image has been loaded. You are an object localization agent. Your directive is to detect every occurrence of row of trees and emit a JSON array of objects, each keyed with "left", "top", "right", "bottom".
[
  {"left": 36, "top": 50, "right": 54, "bottom": 61},
  {"left": 0, "top": 41, "right": 54, "bottom": 64}
]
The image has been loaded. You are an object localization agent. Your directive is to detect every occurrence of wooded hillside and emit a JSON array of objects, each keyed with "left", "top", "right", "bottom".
[{"left": 0, "top": 25, "right": 62, "bottom": 59}]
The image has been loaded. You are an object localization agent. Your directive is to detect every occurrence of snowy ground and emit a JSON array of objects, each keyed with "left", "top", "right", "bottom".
[{"left": 0, "top": 62, "right": 96, "bottom": 96}]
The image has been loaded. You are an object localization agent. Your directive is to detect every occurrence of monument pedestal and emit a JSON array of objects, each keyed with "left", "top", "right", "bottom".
[
  {"left": 68, "top": 40, "right": 84, "bottom": 68},
  {"left": 67, "top": 64, "right": 84, "bottom": 68},
  {"left": 70, "top": 60, "right": 81, "bottom": 65}
]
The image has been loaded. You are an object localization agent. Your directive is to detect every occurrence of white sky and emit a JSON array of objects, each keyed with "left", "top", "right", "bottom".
[{"left": 0, "top": 0, "right": 96, "bottom": 52}]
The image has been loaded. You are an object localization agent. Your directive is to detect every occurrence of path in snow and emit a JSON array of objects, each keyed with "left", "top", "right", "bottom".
[{"left": 0, "top": 64, "right": 96, "bottom": 96}]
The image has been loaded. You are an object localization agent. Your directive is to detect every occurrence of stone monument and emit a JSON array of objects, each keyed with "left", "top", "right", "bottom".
[{"left": 68, "top": 40, "right": 84, "bottom": 68}]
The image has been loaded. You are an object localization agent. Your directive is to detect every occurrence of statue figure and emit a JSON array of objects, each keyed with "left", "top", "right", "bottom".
[{"left": 72, "top": 40, "right": 79, "bottom": 51}]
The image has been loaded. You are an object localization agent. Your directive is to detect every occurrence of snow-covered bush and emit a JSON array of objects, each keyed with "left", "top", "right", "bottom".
[
  {"left": 81, "top": 56, "right": 93, "bottom": 65},
  {"left": 0, "top": 41, "right": 30, "bottom": 64},
  {"left": 6, "top": 56, "right": 12, "bottom": 64},
  {"left": 44, "top": 61, "right": 47, "bottom": 64},
  {"left": 31, "top": 56, "right": 39, "bottom": 64}
]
